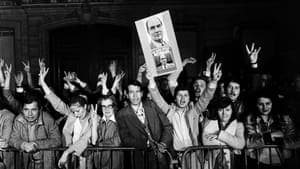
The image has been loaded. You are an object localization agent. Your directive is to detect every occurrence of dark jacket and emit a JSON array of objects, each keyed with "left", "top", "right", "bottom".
[{"left": 116, "top": 100, "right": 173, "bottom": 169}]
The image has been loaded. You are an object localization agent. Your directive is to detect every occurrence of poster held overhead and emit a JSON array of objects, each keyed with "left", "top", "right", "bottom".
[{"left": 135, "top": 10, "right": 182, "bottom": 77}]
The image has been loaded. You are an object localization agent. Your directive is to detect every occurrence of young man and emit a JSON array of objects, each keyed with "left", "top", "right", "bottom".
[
  {"left": 148, "top": 63, "right": 222, "bottom": 169},
  {"left": 116, "top": 80, "right": 173, "bottom": 169},
  {"left": 9, "top": 94, "right": 61, "bottom": 169}
]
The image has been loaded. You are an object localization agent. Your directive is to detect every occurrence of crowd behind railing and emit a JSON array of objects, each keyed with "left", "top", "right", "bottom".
[{"left": 0, "top": 42, "right": 300, "bottom": 169}]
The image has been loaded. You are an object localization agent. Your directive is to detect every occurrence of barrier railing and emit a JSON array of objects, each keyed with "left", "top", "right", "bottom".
[
  {"left": 181, "top": 145, "right": 300, "bottom": 169},
  {"left": 0, "top": 146, "right": 175, "bottom": 169},
  {"left": 1, "top": 145, "right": 299, "bottom": 169}
]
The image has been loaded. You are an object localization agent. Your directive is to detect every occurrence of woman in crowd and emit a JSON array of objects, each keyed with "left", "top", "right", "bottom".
[
  {"left": 202, "top": 96, "right": 245, "bottom": 169},
  {"left": 246, "top": 89, "right": 296, "bottom": 169}
]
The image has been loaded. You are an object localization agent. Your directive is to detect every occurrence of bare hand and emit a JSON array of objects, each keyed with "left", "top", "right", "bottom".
[
  {"left": 0, "top": 58, "right": 4, "bottom": 68},
  {"left": 22, "top": 61, "right": 30, "bottom": 72},
  {"left": 183, "top": 57, "right": 197, "bottom": 67},
  {"left": 38, "top": 67, "right": 49, "bottom": 86},
  {"left": 212, "top": 63, "right": 222, "bottom": 81},
  {"left": 90, "top": 104, "right": 98, "bottom": 123},
  {"left": 206, "top": 134, "right": 218, "bottom": 141},
  {"left": 3, "top": 64, "right": 12, "bottom": 79},
  {"left": 38, "top": 58, "right": 46, "bottom": 70},
  {"left": 245, "top": 43, "right": 261, "bottom": 64},
  {"left": 58, "top": 151, "right": 69, "bottom": 168},
  {"left": 22, "top": 142, "right": 37, "bottom": 153},
  {"left": 14, "top": 71, "right": 24, "bottom": 86},
  {"left": 114, "top": 71, "right": 125, "bottom": 84},
  {"left": 207, "top": 52, "right": 216, "bottom": 69},
  {"left": 157, "top": 142, "right": 167, "bottom": 153},
  {"left": 138, "top": 64, "right": 147, "bottom": 73}
]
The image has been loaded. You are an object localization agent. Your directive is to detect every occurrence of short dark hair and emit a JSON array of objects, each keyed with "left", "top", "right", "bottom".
[
  {"left": 224, "top": 77, "right": 242, "bottom": 89},
  {"left": 69, "top": 95, "right": 87, "bottom": 107},
  {"left": 22, "top": 94, "right": 41, "bottom": 109},
  {"left": 126, "top": 80, "right": 143, "bottom": 93},
  {"left": 174, "top": 84, "right": 191, "bottom": 97},
  {"left": 97, "top": 95, "right": 117, "bottom": 107},
  {"left": 212, "top": 96, "right": 236, "bottom": 123}
]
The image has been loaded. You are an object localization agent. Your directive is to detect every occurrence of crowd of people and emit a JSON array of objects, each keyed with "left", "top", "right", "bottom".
[{"left": 0, "top": 43, "right": 299, "bottom": 169}]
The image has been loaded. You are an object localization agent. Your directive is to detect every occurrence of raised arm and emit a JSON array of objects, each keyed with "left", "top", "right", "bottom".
[
  {"left": 195, "top": 62, "right": 222, "bottom": 112},
  {"left": 2, "top": 64, "right": 21, "bottom": 113},
  {"left": 90, "top": 104, "right": 99, "bottom": 145},
  {"left": 147, "top": 70, "right": 170, "bottom": 114},
  {"left": 39, "top": 66, "right": 72, "bottom": 116},
  {"left": 136, "top": 64, "right": 146, "bottom": 83},
  {"left": 111, "top": 71, "right": 125, "bottom": 95},
  {"left": 246, "top": 42, "right": 261, "bottom": 69},
  {"left": 0, "top": 58, "right": 4, "bottom": 87}
]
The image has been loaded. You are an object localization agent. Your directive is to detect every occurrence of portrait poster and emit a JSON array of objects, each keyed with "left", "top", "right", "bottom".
[{"left": 135, "top": 10, "right": 182, "bottom": 77}]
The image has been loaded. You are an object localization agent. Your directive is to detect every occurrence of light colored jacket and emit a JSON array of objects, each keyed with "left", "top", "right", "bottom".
[
  {"left": 0, "top": 109, "right": 15, "bottom": 169},
  {"left": 202, "top": 119, "right": 245, "bottom": 169},
  {"left": 45, "top": 92, "right": 92, "bottom": 147},
  {"left": 149, "top": 81, "right": 217, "bottom": 147},
  {"left": 9, "top": 111, "right": 61, "bottom": 169}
]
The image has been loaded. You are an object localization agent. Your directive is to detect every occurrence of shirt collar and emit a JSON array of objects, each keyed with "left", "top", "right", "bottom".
[
  {"left": 131, "top": 103, "right": 143, "bottom": 113},
  {"left": 102, "top": 115, "right": 116, "bottom": 123}
]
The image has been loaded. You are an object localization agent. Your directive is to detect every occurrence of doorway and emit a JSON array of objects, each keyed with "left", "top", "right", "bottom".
[{"left": 49, "top": 24, "right": 132, "bottom": 92}]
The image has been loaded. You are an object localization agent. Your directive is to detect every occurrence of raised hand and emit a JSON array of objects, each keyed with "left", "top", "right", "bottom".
[
  {"left": 97, "top": 72, "right": 108, "bottom": 87},
  {"left": 90, "top": 104, "right": 98, "bottom": 123},
  {"left": 207, "top": 52, "right": 216, "bottom": 69},
  {"left": 38, "top": 58, "right": 46, "bottom": 70},
  {"left": 14, "top": 71, "right": 24, "bottom": 87},
  {"left": 22, "top": 61, "right": 30, "bottom": 73},
  {"left": 182, "top": 57, "right": 197, "bottom": 67},
  {"left": 245, "top": 43, "right": 261, "bottom": 64},
  {"left": 138, "top": 63, "right": 147, "bottom": 73},
  {"left": 0, "top": 58, "right": 4, "bottom": 69},
  {"left": 38, "top": 66, "right": 49, "bottom": 86},
  {"left": 63, "top": 71, "right": 71, "bottom": 82},
  {"left": 212, "top": 63, "right": 222, "bottom": 81},
  {"left": 203, "top": 52, "right": 216, "bottom": 77},
  {"left": 3, "top": 64, "right": 12, "bottom": 80},
  {"left": 114, "top": 71, "right": 125, "bottom": 84}
]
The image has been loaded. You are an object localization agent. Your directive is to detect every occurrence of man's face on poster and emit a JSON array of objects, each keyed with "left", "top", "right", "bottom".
[{"left": 147, "top": 17, "right": 163, "bottom": 43}]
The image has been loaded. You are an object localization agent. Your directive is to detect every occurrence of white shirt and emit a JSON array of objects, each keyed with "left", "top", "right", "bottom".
[
  {"left": 167, "top": 107, "right": 193, "bottom": 151},
  {"left": 72, "top": 118, "right": 82, "bottom": 143},
  {"left": 132, "top": 103, "right": 145, "bottom": 124},
  {"left": 102, "top": 115, "right": 116, "bottom": 123}
]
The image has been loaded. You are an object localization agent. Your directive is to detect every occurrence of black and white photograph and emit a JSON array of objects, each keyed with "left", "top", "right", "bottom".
[{"left": 0, "top": 0, "right": 298, "bottom": 169}]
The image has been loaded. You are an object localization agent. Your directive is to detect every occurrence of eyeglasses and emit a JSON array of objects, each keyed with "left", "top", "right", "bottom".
[{"left": 101, "top": 104, "right": 114, "bottom": 109}]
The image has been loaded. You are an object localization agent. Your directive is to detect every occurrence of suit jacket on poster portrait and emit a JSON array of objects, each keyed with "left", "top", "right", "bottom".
[{"left": 116, "top": 100, "right": 173, "bottom": 169}]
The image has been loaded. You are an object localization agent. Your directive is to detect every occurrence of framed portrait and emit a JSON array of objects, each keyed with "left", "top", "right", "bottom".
[{"left": 135, "top": 10, "right": 182, "bottom": 77}]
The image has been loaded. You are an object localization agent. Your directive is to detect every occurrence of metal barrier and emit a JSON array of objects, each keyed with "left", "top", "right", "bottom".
[
  {"left": 181, "top": 145, "right": 300, "bottom": 169},
  {"left": 1, "top": 145, "right": 299, "bottom": 169},
  {"left": 0, "top": 146, "right": 175, "bottom": 169}
]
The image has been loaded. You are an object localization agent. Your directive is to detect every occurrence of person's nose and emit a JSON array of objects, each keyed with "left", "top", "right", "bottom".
[{"left": 28, "top": 110, "right": 33, "bottom": 116}]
